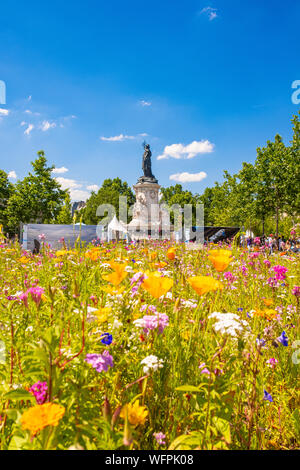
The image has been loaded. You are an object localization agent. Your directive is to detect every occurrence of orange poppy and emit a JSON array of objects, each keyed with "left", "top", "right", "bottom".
[
  {"left": 188, "top": 276, "right": 224, "bottom": 296},
  {"left": 102, "top": 263, "right": 128, "bottom": 286},
  {"left": 166, "top": 248, "right": 176, "bottom": 261},
  {"left": 142, "top": 272, "right": 173, "bottom": 298}
]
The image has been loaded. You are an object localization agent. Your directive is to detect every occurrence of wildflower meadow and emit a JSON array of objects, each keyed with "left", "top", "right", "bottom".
[{"left": 0, "top": 239, "right": 299, "bottom": 450}]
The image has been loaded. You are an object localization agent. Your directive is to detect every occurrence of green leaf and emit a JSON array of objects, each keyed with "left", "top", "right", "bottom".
[
  {"left": 5, "top": 389, "right": 35, "bottom": 401},
  {"left": 212, "top": 416, "right": 231, "bottom": 444}
]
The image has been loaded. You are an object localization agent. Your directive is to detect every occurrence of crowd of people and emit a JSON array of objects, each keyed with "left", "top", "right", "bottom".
[{"left": 241, "top": 233, "right": 300, "bottom": 254}]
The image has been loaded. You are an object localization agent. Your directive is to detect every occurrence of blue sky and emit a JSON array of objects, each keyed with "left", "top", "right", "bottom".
[{"left": 0, "top": 0, "right": 299, "bottom": 200}]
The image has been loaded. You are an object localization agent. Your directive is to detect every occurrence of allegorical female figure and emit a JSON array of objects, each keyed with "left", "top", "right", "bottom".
[{"left": 142, "top": 142, "right": 154, "bottom": 178}]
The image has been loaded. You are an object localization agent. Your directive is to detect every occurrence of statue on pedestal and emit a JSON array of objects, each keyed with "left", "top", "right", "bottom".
[{"left": 138, "top": 142, "right": 158, "bottom": 184}]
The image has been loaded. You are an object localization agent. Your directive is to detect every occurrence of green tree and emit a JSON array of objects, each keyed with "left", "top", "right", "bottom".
[
  {"left": 56, "top": 192, "right": 72, "bottom": 224},
  {"left": 83, "top": 178, "right": 135, "bottom": 225},
  {"left": 5, "top": 151, "right": 67, "bottom": 233},
  {"left": 160, "top": 184, "right": 201, "bottom": 226},
  {"left": 0, "top": 170, "right": 14, "bottom": 230}
]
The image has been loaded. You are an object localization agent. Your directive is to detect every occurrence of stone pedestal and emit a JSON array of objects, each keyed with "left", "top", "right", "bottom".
[{"left": 128, "top": 181, "right": 170, "bottom": 239}]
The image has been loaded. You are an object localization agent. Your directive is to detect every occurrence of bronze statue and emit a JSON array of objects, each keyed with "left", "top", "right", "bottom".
[{"left": 139, "top": 142, "right": 157, "bottom": 183}]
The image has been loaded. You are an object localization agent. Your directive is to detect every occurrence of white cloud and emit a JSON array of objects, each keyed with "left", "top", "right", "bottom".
[
  {"left": 40, "top": 120, "right": 56, "bottom": 131},
  {"left": 69, "top": 189, "right": 91, "bottom": 201},
  {"left": 20, "top": 121, "right": 26, "bottom": 126},
  {"left": 55, "top": 177, "right": 94, "bottom": 201},
  {"left": 0, "top": 108, "right": 9, "bottom": 116},
  {"left": 100, "top": 134, "right": 135, "bottom": 142},
  {"left": 157, "top": 140, "right": 214, "bottom": 160},
  {"left": 139, "top": 133, "right": 149, "bottom": 137},
  {"left": 55, "top": 177, "right": 82, "bottom": 190},
  {"left": 169, "top": 171, "right": 208, "bottom": 183},
  {"left": 8, "top": 170, "right": 17, "bottom": 179},
  {"left": 24, "top": 124, "right": 34, "bottom": 135},
  {"left": 199, "top": 6, "right": 218, "bottom": 21},
  {"left": 24, "top": 109, "right": 32, "bottom": 114},
  {"left": 140, "top": 100, "right": 152, "bottom": 107},
  {"left": 87, "top": 184, "right": 99, "bottom": 192},
  {"left": 52, "top": 166, "right": 69, "bottom": 174},
  {"left": 27, "top": 95, "right": 32, "bottom": 101}
]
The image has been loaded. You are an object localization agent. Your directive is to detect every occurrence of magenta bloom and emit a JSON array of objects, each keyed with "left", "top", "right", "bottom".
[
  {"left": 19, "top": 291, "right": 29, "bottom": 308},
  {"left": 292, "top": 286, "right": 300, "bottom": 298},
  {"left": 273, "top": 265, "right": 288, "bottom": 281},
  {"left": 266, "top": 358, "right": 278, "bottom": 369},
  {"left": 29, "top": 381, "right": 48, "bottom": 404},
  {"left": 85, "top": 351, "right": 114, "bottom": 373},
  {"left": 224, "top": 271, "right": 236, "bottom": 283},
  {"left": 27, "top": 287, "right": 45, "bottom": 307}
]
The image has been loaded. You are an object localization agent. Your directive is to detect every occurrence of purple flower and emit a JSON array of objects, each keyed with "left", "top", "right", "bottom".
[
  {"left": 263, "top": 389, "right": 273, "bottom": 402},
  {"left": 29, "top": 381, "right": 48, "bottom": 404},
  {"left": 134, "top": 313, "right": 169, "bottom": 335},
  {"left": 100, "top": 333, "right": 113, "bottom": 346},
  {"left": 256, "top": 337, "right": 266, "bottom": 347},
  {"left": 277, "top": 331, "right": 288, "bottom": 347},
  {"left": 85, "top": 351, "right": 114, "bottom": 373},
  {"left": 153, "top": 432, "right": 166, "bottom": 445}
]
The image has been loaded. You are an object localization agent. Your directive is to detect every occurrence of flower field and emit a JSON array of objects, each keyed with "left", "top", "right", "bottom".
[{"left": 0, "top": 240, "right": 299, "bottom": 450}]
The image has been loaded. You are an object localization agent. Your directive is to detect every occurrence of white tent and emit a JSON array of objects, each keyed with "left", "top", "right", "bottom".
[{"left": 107, "top": 216, "right": 128, "bottom": 241}]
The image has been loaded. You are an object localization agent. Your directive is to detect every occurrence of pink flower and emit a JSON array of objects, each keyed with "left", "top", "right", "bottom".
[
  {"left": 153, "top": 432, "right": 166, "bottom": 445},
  {"left": 199, "top": 363, "right": 210, "bottom": 375},
  {"left": 292, "top": 286, "right": 300, "bottom": 298},
  {"left": 266, "top": 358, "right": 278, "bottom": 369},
  {"left": 27, "top": 287, "right": 45, "bottom": 307},
  {"left": 29, "top": 381, "right": 48, "bottom": 404},
  {"left": 19, "top": 291, "right": 29, "bottom": 308}
]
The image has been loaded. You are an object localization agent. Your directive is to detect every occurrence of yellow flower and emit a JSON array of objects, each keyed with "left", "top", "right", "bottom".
[
  {"left": 120, "top": 400, "right": 148, "bottom": 427},
  {"left": 187, "top": 276, "right": 224, "bottom": 296},
  {"left": 21, "top": 403, "right": 65, "bottom": 435},
  {"left": 150, "top": 251, "right": 157, "bottom": 261},
  {"left": 142, "top": 272, "right": 173, "bottom": 298},
  {"left": 55, "top": 250, "right": 68, "bottom": 257},
  {"left": 85, "top": 249, "right": 101, "bottom": 261},
  {"left": 254, "top": 309, "right": 277, "bottom": 320},
  {"left": 262, "top": 298, "right": 274, "bottom": 307},
  {"left": 153, "top": 261, "right": 168, "bottom": 269},
  {"left": 101, "top": 285, "right": 125, "bottom": 295},
  {"left": 102, "top": 263, "right": 128, "bottom": 286},
  {"left": 18, "top": 256, "right": 30, "bottom": 264},
  {"left": 94, "top": 307, "right": 111, "bottom": 323}
]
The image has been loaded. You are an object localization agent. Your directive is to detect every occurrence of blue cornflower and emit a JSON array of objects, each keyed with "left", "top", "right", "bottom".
[
  {"left": 131, "top": 259, "right": 136, "bottom": 263},
  {"left": 263, "top": 389, "right": 273, "bottom": 402},
  {"left": 238, "top": 308, "right": 243, "bottom": 312},
  {"left": 100, "top": 333, "right": 113, "bottom": 346},
  {"left": 256, "top": 337, "right": 266, "bottom": 347},
  {"left": 277, "top": 331, "right": 288, "bottom": 347}
]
